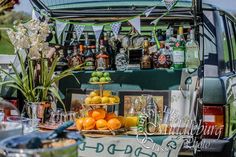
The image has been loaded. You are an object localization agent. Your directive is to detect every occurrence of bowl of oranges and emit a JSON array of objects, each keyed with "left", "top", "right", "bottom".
[{"left": 75, "top": 108, "right": 125, "bottom": 133}]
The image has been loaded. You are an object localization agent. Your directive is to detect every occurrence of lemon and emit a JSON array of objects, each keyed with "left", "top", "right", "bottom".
[
  {"left": 109, "top": 97, "right": 116, "bottom": 104},
  {"left": 101, "top": 96, "right": 110, "bottom": 104},
  {"left": 90, "top": 91, "right": 98, "bottom": 97},
  {"left": 85, "top": 97, "right": 92, "bottom": 105},
  {"left": 103, "top": 90, "right": 112, "bottom": 97},
  {"left": 91, "top": 96, "right": 102, "bottom": 104},
  {"left": 114, "top": 96, "right": 120, "bottom": 103}
]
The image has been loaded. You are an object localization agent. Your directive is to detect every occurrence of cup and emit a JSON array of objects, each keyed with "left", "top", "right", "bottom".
[{"left": 0, "top": 111, "right": 4, "bottom": 122}]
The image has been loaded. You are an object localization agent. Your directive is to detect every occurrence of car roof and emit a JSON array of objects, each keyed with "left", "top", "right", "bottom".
[{"left": 33, "top": 0, "right": 193, "bottom": 10}]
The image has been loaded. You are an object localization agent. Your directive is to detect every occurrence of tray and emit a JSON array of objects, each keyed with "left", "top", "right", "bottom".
[
  {"left": 38, "top": 123, "right": 77, "bottom": 131},
  {"left": 89, "top": 81, "right": 112, "bottom": 85},
  {"left": 84, "top": 103, "right": 119, "bottom": 106},
  {"left": 81, "top": 128, "right": 126, "bottom": 136}
]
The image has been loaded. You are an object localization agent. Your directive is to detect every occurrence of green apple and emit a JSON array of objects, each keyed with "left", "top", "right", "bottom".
[
  {"left": 103, "top": 72, "right": 110, "bottom": 77},
  {"left": 105, "top": 77, "right": 111, "bottom": 82},
  {"left": 96, "top": 71, "right": 104, "bottom": 78},
  {"left": 99, "top": 77, "right": 106, "bottom": 82},
  {"left": 93, "top": 77, "right": 99, "bottom": 82},
  {"left": 91, "top": 71, "right": 97, "bottom": 77},
  {"left": 89, "top": 78, "right": 94, "bottom": 82}
]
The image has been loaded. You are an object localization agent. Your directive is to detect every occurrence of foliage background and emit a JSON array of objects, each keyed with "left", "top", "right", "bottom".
[{"left": 0, "top": 11, "right": 30, "bottom": 54}]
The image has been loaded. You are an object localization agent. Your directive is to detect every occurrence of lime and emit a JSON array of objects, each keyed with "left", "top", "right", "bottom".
[
  {"left": 105, "top": 77, "right": 111, "bottom": 82},
  {"left": 93, "top": 77, "right": 99, "bottom": 82},
  {"left": 103, "top": 72, "right": 110, "bottom": 77},
  {"left": 99, "top": 77, "right": 106, "bottom": 82},
  {"left": 89, "top": 78, "right": 94, "bottom": 82},
  {"left": 92, "top": 71, "right": 97, "bottom": 77},
  {"left": 97, "top": 71, "right": 104, "bottom": 78}
]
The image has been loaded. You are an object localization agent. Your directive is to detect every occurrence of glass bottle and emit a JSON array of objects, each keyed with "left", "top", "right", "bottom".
[
  {"left": 96, "top": 39, "right": 109, "bottom": 70},
  {"left": 172, "top": 27, "right": 185, "bottom": 69},
  {"left": 84, "top": 33, "right": 95, "bottom": 71},
  {"left": 153, "top": 43, "right": 173, "bottom": 69},
  {"left": 104, "top": 32, "right": 113, "bottom": 69},
  {"left": 165, "top": 27, "right": 175, "bottom": 49},
  {"left": 115, "top": 48, "right": 129, "bottom": 71},
  {"left": 148, "top": 32, "right": 158, "bottom": 55},
  {"left": 140, "top": 38, "right": 152, "bottom": 70},
  {"left": 125, "top": 98, "right": 139, "bottom": 130},
  {"left": 67, "top": 32, "right": 83, "bottom": 68},
  {"left": 145, "top": 95, "right": 159, "bottom": 133},
  {"left": 185, "top": 29, "right": 200, "bottom": 69}
]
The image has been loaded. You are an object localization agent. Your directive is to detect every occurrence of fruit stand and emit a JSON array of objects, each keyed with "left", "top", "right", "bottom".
[{"left": 0, "top": 0, "right": 199, "bottom": 156}]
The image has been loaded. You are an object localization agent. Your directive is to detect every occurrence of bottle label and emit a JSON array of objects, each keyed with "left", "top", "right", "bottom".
[
  {"left": 158, "top": 54, "right": 167, "bottom": 65},
  {"left": 149, "top": 45, "right": 157, "bottom": 54},
  {"left": 173, "top": 50, "right": 184, "bottom": 63}
]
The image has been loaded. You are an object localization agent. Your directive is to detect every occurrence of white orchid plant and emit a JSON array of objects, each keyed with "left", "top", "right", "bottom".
[
  {"left": 7, "top": 20, "right": 50, "bottom": 59},
  {"left": 0, "top": 20, "right": 81, "bottom": 111}
]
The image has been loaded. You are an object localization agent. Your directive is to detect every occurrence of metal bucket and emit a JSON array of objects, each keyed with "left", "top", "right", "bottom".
[{"left": 0, "top": 132, "right": 83, "bottom": 157}]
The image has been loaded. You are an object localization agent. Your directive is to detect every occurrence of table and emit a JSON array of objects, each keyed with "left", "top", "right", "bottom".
[{"left": 79, "top": 135, "right": 184, "bottom": 157}]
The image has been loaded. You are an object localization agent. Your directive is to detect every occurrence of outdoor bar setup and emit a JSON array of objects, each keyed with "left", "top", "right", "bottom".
[{"left": 0, "top": 0, "right": 206, "bottom": 156}]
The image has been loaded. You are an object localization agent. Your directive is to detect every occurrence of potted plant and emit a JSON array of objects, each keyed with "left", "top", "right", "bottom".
[{"left": 0, "top": 20, "right": 82, "bottom": 122}]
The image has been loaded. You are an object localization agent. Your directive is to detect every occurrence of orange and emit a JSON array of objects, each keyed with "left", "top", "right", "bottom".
[
  {"left": 83, "top": 117, "right": 95, "bottom": 130},
  {"left": 75, "top": 118, "right": 84, "bottom": 131},
  {"left": 88, "top": 110, "right": 93, "bottom": 117},
  {"left": 107, "top": 118, "right": 121, "bottom": 130},
  {"left": 91, "top": 108, "right": 106, "bottom": 120},
  {"left": 96, "top": 119, "right": 108, "bottom": 130},
  {"left": 117, "top": 116, "right": 125, "bottom": 127},
  {"left": 105, "top": 112, "right": 117, "bottom": 121}
]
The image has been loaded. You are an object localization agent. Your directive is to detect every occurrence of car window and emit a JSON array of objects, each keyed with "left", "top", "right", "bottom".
[
  {"left": 221, "top": 16, "right": 231, "bottom": 73},
  {"left": 228, "top": 21, "right": 236, "bottom": 69}
]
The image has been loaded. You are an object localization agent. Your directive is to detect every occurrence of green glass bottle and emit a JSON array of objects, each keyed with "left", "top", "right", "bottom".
[{"left": 172, "top": 27, "right": 185, "bottom": 69}]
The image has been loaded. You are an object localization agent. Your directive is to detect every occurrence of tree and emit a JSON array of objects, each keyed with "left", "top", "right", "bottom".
[{"left": 0, "top": 0, "right": 20, "bottom": 13}]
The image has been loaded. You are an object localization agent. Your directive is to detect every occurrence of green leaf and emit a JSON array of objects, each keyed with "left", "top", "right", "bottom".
[
  {"left": 71, "top": 73, "right": 80, "bottom": 84},
  {"left": 50, "top": 72, "right": 72, "bottom": 85},
  {"left": 10, "top": 62, "right": 23, "bottom": 87},
  {"left": 16, "top": 51, "right": 27, "bottom": 80},
  {"left": 28, "top": 59, "right": 35, "bottom": 91},
  {"left": 47, "top": 56, "right": 59, "bottom": 84},
  {"left": 0, "top": 68, "right": 19, "bottom": 84},
  {"left": 5, "top": 84, "right": 28, "bottom": 101}
]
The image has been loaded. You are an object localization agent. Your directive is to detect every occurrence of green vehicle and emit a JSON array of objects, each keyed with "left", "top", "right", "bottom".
[{"left": 30, "top": 0, "right": 236, "bottom": 156}]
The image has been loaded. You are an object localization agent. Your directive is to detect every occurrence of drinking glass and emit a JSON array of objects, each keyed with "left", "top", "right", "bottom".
[{"left": 0, "top": 111, "right": 4, "bottom": 122}]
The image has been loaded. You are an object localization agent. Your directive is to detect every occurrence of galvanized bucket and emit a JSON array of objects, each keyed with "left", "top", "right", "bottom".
[{"left": 0, "top": 131, "right": 83, "bottom": 157}]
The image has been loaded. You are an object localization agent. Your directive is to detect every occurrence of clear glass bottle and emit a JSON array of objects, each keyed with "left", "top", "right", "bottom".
[
  {"left": 96, "top": 39, "right": 109, "bottom": 70},
  {"left": 165, "top": 27, "right": 175, "bottom": 49},
  {"left": 145, "top": 95, "right": 159, "bottom": 133},
  {"left": 115, "top": 48, "right": 129, "bottom": 71},
  {"left": 185, "top": 29, "right": 200, "bottom": 69},
  {"left": 125, "top": 98, "right": 139, "bottom": 130}
]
